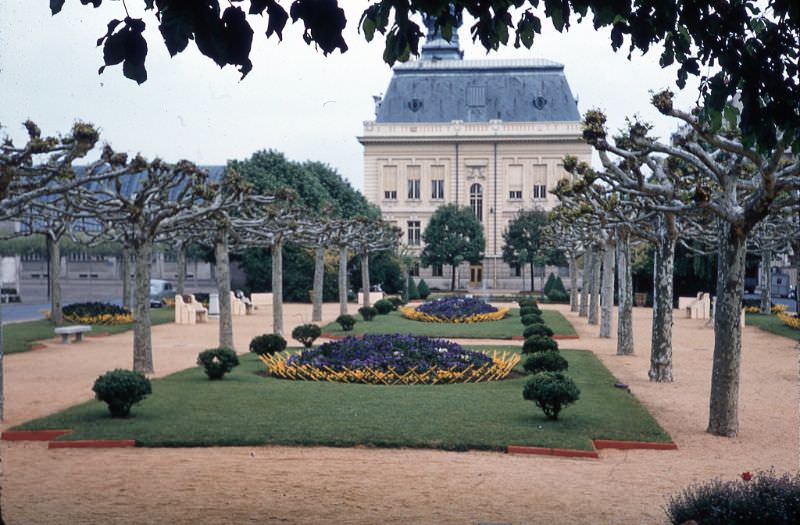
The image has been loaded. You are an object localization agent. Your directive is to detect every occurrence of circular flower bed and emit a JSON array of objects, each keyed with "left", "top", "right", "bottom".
[
  {"left": 260, "top": 334, "right": 519, "bottom": 384},
  {"left": 400, "top": 296, "right": 509, "bottom": 323}
]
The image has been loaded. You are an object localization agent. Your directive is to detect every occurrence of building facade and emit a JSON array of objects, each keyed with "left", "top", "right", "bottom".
[{"left": 359, "top": 20, "right": 591, "bottom": 290}]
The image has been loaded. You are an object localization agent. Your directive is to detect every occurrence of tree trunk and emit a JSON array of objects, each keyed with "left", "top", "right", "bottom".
[
  {"left": 0, "top": 301, "right": 5, "bottom": 420},
  {"left": 133, "top": 241, "right": 154, "bottom": 374},
  {"left": 707, "top": 224, "right": 748, "bottom": 437},
  {"left": 215, "top": 232, "right": 234, "bottom": 349},
  {"left": 579, "top": 247, "right": 591, "bottom": 317},
  {"left": 588, "top": 247, "right": 601, "bottom": 325},
  {"left": 176, "top": 242, "right": 187, "bottom": 296},
  {"left": 599, "top": 244, "right": 615, "bottom": 337},
  {"left": 403, "top": 268, "right": 410, "bottom": 301},
  {"left": 529, "top": 260, "right": 535, "bottom": 293},
  {"left": 616, "top": 230, "right": 634, "bottom": 355},
  {"left": 121, "top": 248, "right": 131, "bottom": 310},
  {"left": 759, "top": 249, "right": 771, "bottom": 314},
  {"left": 569, "top": 253, "right": 579, "bottom": 312},
  {"left": 361, "top": 251, "right": 371, "bottom": 307},
  {"left": 272, "top": 239, "right": 284, "bottom": 336},
  {"left": 47, "top": 235, "right": 63, "bottom": 326},
  {"left": 312, "top": 246, "right": 324, "bottom": 322},
  {"left": 450, "top": 263, "right": 456, "bottom": 291},
  {"left": 338, "top": 247, "right": 348, "bottom": 316},
  {"left": 649, "top": 216, "right": 676, "bottom": 382}
]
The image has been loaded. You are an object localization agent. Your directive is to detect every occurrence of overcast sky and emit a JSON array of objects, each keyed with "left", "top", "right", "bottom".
[{"left": 0, "top": 1, "right": 702, "bottom": 190}]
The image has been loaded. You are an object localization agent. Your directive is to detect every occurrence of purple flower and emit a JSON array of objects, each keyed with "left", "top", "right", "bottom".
[{"left": 416, "top": 297, "right": 497, "bottom": 320}]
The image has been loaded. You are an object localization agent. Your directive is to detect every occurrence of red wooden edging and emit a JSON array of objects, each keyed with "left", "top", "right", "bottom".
[
  {"left": 2, "top": 429, "right": 71, "bottom": 441},
  {"left": 593, "top": 439, "right": 678, "bottom": 450},
  {"left": 48, "top": 439, "right": 136, "bottom": 449},
  {"left": 507, "top": 445, "right": 599, "bottom": 459}
]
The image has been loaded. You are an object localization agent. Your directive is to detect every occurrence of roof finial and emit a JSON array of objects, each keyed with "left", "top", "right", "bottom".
[{"left": 420, "top": 7, "right": 463, "bottom": 61}]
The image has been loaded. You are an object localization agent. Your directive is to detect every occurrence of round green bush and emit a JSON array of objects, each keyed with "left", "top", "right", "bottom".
[
  {"left": 523, "top": 323, "right": 554, "bottom": 338},
  {"left": 197, "top": 347, "right": 239, "bottom": 380},
  {"left": 291, "top": 324, "right": 322, "bottom": 348},
  {"left": 374, "top": 299, "right": 394, "bottom": 315},
  {"left": 92, "top": 369, "right": 152, "bottom": 417},
  {"left": 522, "top": 335, "right": 559, "bottom": 354},
  {"left": 387, "top": 296, "right": 405, "bottom": 308},
  {"left": 336, "top": 314, "right": 357, "bottom": 331},
  {"left": 518, "top": 297, "right": 538, "bottom": 308},
  {"left": 520, "top": 313, "right": 544, "bottom": 326},
  {"left": 523, "top": 352, "right": 568, "bottom": 375},
  {"left": 522, "top": 372, "right": 580, "bottom": 420},
  {"left": 249, "top": 333, "right": 287, "bottom": 356},
  {"left": 519, "top": 305, "right": 542, "bottom": 316},
  {"left": 358, "top": 306, "right": 378, "bottom": 321},
  {"left": 546, "top": 289, "right": 570, "bottom": 303},
  {"left": 666, "top": 470, "right": 800, "bottom": 525}
]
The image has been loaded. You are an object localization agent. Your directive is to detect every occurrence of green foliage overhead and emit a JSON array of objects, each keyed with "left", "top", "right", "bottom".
[
  {"left": 420, "top": 204, "right": 484, "bottom": 290},
  {"left": 55, "top": 1, "right": 800, "bottom": 152}
]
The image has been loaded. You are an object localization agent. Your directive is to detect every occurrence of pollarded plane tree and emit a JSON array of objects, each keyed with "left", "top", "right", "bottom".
[
  {"left": 349, "top": 217, "right": 402, "bottom": 308},
  {"left": 235, "top": 203, "right": 316, "bottom": 335},
  {"left": 326, "top": 217, "right": 366, "bottom": 316},
  {"left": 293, "top": 216, "right": 338, "bottom": 323},
  {"left": 540, "top": 208, "right": 584, "bottom": 314},
  {"left": 68, "top": 159, "right": 237, "bottom": 374},
  {"left": 582, "top": 92, "right": 800, "bottom": 437},
  {"left": 0, "top": 121, "right": 138, "bottom": 421}
]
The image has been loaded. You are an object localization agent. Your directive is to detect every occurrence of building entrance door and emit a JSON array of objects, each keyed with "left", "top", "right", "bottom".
[{"left": 469, "top": 265, "right": 483, "bottom": 286}]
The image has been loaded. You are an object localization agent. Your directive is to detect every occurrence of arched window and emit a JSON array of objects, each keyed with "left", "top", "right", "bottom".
[{"left": 469, "top": 183, "right": 483, "bottom": 222}]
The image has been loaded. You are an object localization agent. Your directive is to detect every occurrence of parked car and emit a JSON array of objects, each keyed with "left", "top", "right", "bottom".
[{"left": 150, "top": 279, "right": 174, "bottom": 307}]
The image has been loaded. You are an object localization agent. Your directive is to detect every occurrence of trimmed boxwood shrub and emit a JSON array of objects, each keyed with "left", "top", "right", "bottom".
[
  {"left": 523, "top": 352, "right": 568, "bottom": 375},
  {"left": 523, "top": 323, "right": 554, "bottom": 338},
  {"left": 249, "top": 333, "right": 287, "bottom": 356},
  {"left": 666, "top": 470, "right": 800, "bottom": 525},
  {"left": 358, "top": 306, "right": 378, "bottom": 321},
  {"left": 417, "top": 279, "right": 431, "bottom": 299},
  {"left": 522, "top": 372, "right": 580, "bottom": 420},
  {"left": 92, "top": 369, "right": 152, "bottom": 417},
  {"left": 387, "top": 296, "right": 405, "bottom": 308},
  {"left": 520, "top": 314, "right": 544, "bottom": 326},
  {"left": 546, "top": 289, "right": 570, "bottom": 303},
  {"left": 336, "top": 314, "right": 357, "bottom": 331},
  {"left": 197, "top": 347, "right": 239, "bottom": 380},
  {"left": 291, "top": 324, "right": 322, "bottom": 348},
  {"left": 518, "top": 296, "right": 538, "bottom": 308},
  {"left": 407, "top": 277, "right": 420, "bottom": 300},
  {"left": 374, "top": 299, "right": 394, "bottom": 315},
  {"left": 522, "top": 335, "right": 558, "bottom": 354},
  {"left": 519, "top": 305, "right": 542, "bottom": 316}
]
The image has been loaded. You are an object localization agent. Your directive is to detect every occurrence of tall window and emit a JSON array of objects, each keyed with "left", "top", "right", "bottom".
[
  {"left": 383, "top": 165, "right": 397, "bottom": 200},
  {"left": 532, "top": 164, "right": 547, "bottom": 200},
  {"left": 410, "top": 262, "right": 420, "bottom": 277},
  {"left": 431, "top": 165, "right": 445, "bottom": 200},
  {"left": 470, "top": 183, "right": 483, "bottom": 222},
  {"left": 407, "top": 220, "right": 421, "bottom": 246},
  {"left": 508, "top": 164, "right": 523, "bottom": 200},
  {"left": 407, "top": 165, "right": 421, "bottom": 200}
]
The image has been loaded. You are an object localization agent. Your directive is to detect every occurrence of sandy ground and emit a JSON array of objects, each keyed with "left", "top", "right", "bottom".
[{"left": 2, "top": 302, "right": 798, "bottom": 524}]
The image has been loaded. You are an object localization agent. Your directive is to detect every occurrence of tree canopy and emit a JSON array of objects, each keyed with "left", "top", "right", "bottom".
[
  {"left": 501, "top": 208, "right": 548, "bottom": 292},
  {"left": 52, "top": 1, "right": 799, "bottom": 152},
  {"left": 420, "top": 203, "right": 484, "bottom": 290}
]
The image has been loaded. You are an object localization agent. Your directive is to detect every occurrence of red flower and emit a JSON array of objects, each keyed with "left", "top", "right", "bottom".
[{"left": 741, "top": 471, "right": 753, "bottom": 481}]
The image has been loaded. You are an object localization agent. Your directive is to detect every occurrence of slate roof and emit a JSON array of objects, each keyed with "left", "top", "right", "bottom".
[{"left": 375, "top": 57, "right": 581, "bottom": 123}]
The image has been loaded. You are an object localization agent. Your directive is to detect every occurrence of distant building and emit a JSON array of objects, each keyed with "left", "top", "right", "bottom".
[{"left": 359, "top": 17, "right": 591, "bottom": 290}]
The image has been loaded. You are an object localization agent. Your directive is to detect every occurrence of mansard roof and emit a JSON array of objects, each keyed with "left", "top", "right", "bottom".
[{"left": 375, "top": 57, "right": 581, "bottom": 124}]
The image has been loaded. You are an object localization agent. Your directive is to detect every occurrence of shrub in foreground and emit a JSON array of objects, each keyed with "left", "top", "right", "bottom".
[
  {"left": 336, "top": 314, "right": 357, "bottom": 331},
  {"left": 291, "top": 324, "right": 322, "bottom": 348},
  {"left": 523, "top": 352, "right": 568, "bottom": 375},
  {"left": 522, "top": 372, "right": 580, "bottom": 420},
  {"left": 92, "top": 369, "right": 152, "bottom": 417},
  {"left": 249, "top": 333, "right": 287, "bottom": 356},
  {"left": 521, "top": 313, "right": 545, "bottom": 326},
  {"left": 665, "top": 470, "right": 800, "bottom": 525},
  {"left": 519, "top": 305, "right": 542, "bottom": 316},
  {"left": 523, "top": 335, "right": 558, "bottom": 353},
  {"left": 518, "top": 297, "right": 538, "bottom": 308},
  {"left": 374, "top": 299, "right": 394, "bottom": 315},
  {"left": 197, "top": 347, "right": 239, "bottom": 380},
  {"left": 523, "top": 323, "right": 554, "bottom": 338},
  {"left": 358, "top": 306, "right": 378, "bottom": 321}
]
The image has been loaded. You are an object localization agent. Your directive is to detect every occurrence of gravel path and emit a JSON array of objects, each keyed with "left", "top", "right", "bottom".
[{"left": 2, "top": 302, "right": 797, "bottom": 524}]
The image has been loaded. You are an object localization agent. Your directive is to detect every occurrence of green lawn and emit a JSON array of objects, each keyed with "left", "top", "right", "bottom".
[
  {"left": 745, "top": 313, "right": 800, "bottom": 342},
  {"left": 2, "top": 307, "right": 175, "bottom": 354},
  {"left": 16, "top": 347, "right": 670, "bottom": 451},
  {"left": 322, "top": 308, "right": 576, "bottom": 338}
]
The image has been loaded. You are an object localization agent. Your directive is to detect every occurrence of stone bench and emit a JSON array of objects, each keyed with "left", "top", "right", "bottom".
[{"left": 54, "top": 325, "right": 92, "bottom": 344}]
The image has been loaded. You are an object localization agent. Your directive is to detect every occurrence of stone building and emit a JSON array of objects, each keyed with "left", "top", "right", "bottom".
[{"left": 359, "top": 19, "right": 591, "bottom": 290}]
